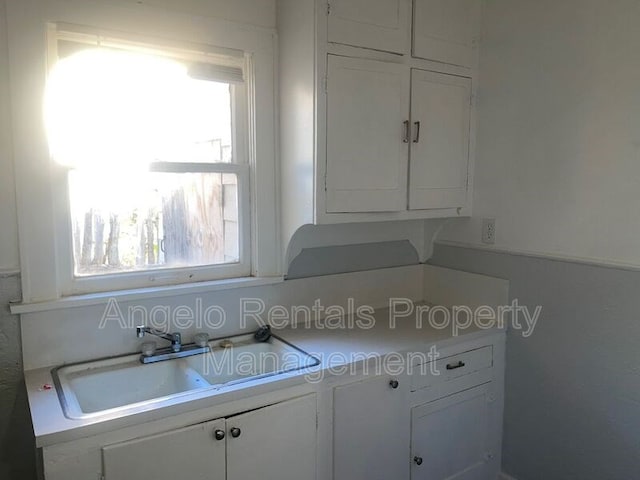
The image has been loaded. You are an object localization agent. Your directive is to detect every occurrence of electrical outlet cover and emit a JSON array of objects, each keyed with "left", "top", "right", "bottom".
[{"left": 482, "top": 218, "right": 496, "bottom": 245}]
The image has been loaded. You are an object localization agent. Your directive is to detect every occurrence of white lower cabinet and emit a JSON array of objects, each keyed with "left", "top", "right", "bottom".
[
  {"left": 333, "top": 374, "right": 410, "bottom": 480},
  {"left": 226, "top": 395, "right": 317, "bottom": 480},
  {"left": 411, "top": 384, "right": 495, "bottom": 480},
  {"left": 102, "top": 394, "right": 317, "bottom": 480},
  {"left": 332, "top": 338, "right": 503, "bottom": 480},
  {"left": 103, "top": 419, "right": 227, "bottom": 480}
]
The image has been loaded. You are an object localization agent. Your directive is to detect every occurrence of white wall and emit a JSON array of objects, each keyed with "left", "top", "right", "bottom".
[
  {"left": 114, "top": 0, "right": 276, "bottom": 28},
  {"left": 0, "top": 0, "right": 20, "bottom": 272},
  {"left": 438, "top": 0, "right": 640, "bottom": 268}
]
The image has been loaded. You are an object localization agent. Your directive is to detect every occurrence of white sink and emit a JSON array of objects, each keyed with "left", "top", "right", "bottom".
[
  {"left": 185, "top": 335, "right": 319, "bottom": 386},
  {"left": 53, "top": 334, "right": 319, "bottom": 420}
]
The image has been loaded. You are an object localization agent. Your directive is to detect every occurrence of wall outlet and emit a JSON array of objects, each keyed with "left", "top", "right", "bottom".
[{"left": 482, "top": 218, "right": 496, "bottom": 245}]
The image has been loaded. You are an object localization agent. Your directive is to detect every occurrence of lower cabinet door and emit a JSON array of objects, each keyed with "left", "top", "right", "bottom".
[
  {"left": 333, "top": 374, "right": 410, "bottom": 480},
  {"left": 102, "top": 419, "right": 227, "bottom": 480},
  {"left": 226, "top": 394, "right": 317, "bottom": 480},
  {"left": 411, "top": 384, "right": 494, "bottom": 480}
]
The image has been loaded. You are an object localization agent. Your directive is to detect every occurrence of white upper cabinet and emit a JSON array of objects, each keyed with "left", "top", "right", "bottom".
[
  {"left": 277, "top": 0, "right": 479, "bottom": 253},
  {"left": 326, "top": 55, "right": 410, "bottom": 213},
  {"left": 412, "top": 0, "right": 482, "bottom": 67},
  {"left": 327, "top": 0, "right": 411, "bottom": 54},
  {"left": 409, "top": 69, "right": 471, "bottom": 210}
]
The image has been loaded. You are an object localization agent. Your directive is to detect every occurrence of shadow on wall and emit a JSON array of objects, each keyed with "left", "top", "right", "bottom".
[
  {"left": 286, "top": 240, "right": 420, "bottom": 279},
  {"left": 0, "top": 274, "right": 36, "bottom": 480}
]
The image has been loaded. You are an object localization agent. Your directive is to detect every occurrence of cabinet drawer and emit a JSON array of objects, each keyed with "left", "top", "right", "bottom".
[{"left": 411, "top": 346, "right": 492, "bottom": 391}]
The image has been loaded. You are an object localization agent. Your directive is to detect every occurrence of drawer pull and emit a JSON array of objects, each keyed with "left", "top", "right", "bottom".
[
  {"left": 446, "top": 361, "right": 466, "bottom": 370},
  {"left": 389, "top": 379, "right": 399, "bottom": 389}
]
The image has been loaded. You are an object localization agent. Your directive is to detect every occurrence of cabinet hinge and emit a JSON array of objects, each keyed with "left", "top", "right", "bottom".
[
  {"left": 322, "top": 75, "right": 328, "bottom": 94},
  {"left": 324, "top": 172, "right": 328, "bottom": 191},
  {"left": 327, "top": 2, "right": 331, "bottom": 15}
]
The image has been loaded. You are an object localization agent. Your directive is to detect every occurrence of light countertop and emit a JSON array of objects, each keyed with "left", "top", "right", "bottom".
[{"left": 25, "top": 306, "right": 504, "bottom": 447}]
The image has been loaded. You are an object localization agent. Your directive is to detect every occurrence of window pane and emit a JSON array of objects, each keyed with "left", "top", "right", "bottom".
[
  {"left": 46, "top": 47, "right": 235, "bottom": 168},
  {"left": 68, "top": 170, "right": 239, "bottom": 276}
]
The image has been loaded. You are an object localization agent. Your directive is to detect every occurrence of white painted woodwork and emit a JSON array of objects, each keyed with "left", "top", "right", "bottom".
[
  {"left": 102, "top": 395, "right": 316, "bottom": 480},
  {"left": 327, "top": 0, "right": 411, "bottom": 54},
  {"left": 412, "top": 0, "right": 482, "bottom": 68},
  {"left": 411, "top": 346, "right": 493, "bottom": 391},
  {"left": 226, "top": 395, "right": 317, "bottom": 480},
  {"left": 411, "top": 384, "right": 493, "bottom": 480},
  {"left": 102, "top": 418, "right": 226, "bottom": 480},
  {"left": 326, "top": 55, "right": 410, "bottom": 213},
  {"left": 5, "top": 0, "right": 280, "bottom": 302},
  {"left": 278, "top": 0, "right": 476, "bottom": 250},
  {"left": 409, "top": 69, "right": 471, "bottom": 210},
  {"left": 333, "top": 374, "right": 410, "bottom": 480}
]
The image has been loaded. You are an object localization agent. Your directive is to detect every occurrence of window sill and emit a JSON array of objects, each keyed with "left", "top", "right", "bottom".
[{"left": 9, "top": 276, "right": 284, "bottom": 315}]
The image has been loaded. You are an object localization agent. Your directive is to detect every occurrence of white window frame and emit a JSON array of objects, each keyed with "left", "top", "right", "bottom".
[
  {"left": 6, "top": 0, "right": 281, "bottom": 303},
  {"left": 49, "top": 28, "right": 253, "bottom": 294}
]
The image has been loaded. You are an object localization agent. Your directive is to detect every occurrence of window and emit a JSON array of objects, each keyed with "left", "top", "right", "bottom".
[
  {"left": 45, "top": 30, "right": 254, "bottom": 292},
  {"left": 7, "top": 6, "right": 278, "bottom": 303}
]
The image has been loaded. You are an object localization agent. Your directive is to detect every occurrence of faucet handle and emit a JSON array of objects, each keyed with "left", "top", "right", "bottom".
[
  {"left": 194, "top": 333, "right": 210, "bottom": 348},
  {"left": 141, "top": 341, "right": 157, "bottom": 357}
]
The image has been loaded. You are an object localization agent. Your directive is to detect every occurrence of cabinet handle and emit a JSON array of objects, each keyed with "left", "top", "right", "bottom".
[
  {"left": 446, "top": 360, "right": 466, "bottom": 370},
  {"left": 403, "top": 120, "right": 410, "bottom": 143},
  {"left": 414, "top": 456, "right": 423, "bottom": 466},
  {"left": 213, "top": 429, "right": 225, "bottom": 441},
  {"left": 230, "top": 427, "right": 242, "bottom": 438},
  {"left": 389, "top": 379, "right": 399, "bottom": 389},
  {"left": 413, "top": 121, "right": 421, "bottom": 143}
]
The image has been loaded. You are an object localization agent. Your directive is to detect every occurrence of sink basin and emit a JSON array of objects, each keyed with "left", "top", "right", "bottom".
[
  {"left": 184, "top": 335, "right": 319, "bottom": 386},
  {"left": 52, "top": 334, "right": 319, "bottom": 420}
]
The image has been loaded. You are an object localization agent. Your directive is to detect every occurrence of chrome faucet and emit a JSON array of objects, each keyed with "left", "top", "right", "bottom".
[
  {"left": 136, "top": 326, "right": 182, "bottom": 353},
  {"left": 135, "top": 326, "right": 210, "bottom": 364}
]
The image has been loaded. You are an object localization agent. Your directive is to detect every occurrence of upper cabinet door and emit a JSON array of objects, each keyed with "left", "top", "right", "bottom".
[
  {"left": 328, "top": 0, "right": 411, "bottom": 54},
  {"left": 412, "top": 0, "right": 482, "bottom": 68},
  {"left": 102, "top": 419, "right": 227, "bottom": 480},
  {"left": 409, "top": 69, "right": 471, "bottom": 210},
  {"left": 326, "top": 55, "right": 410, "bottom": 213},
  {"left": 226, "top": 394, "right": 317, "bottom": 480}
]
